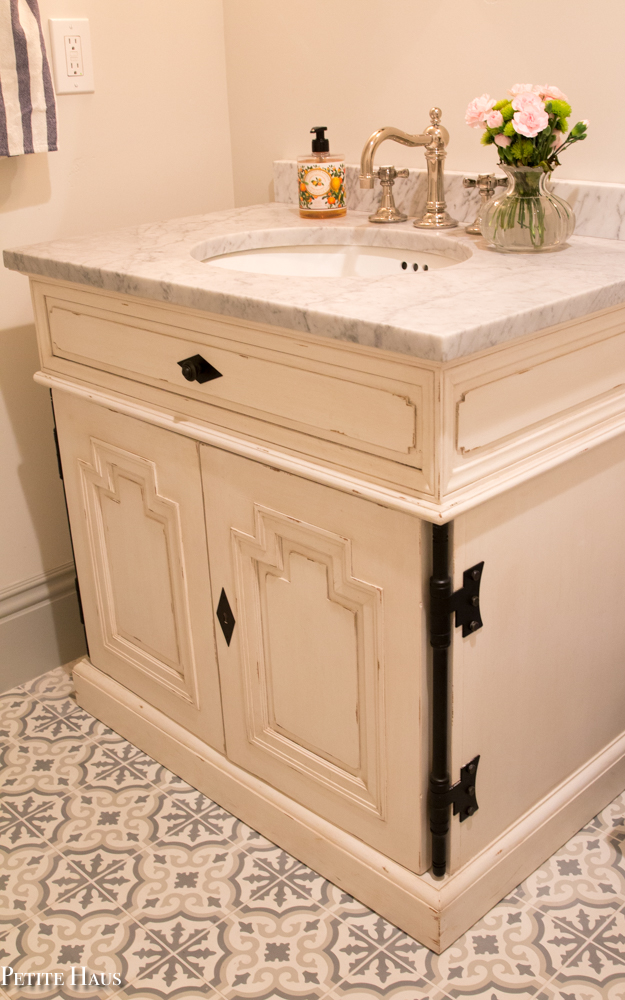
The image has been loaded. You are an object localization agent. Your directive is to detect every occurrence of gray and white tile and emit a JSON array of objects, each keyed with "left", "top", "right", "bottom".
[
  {"left": 521, "top": 830, "right": 625, "bottom": 907},
  {"left": 424, "top": 901, "right": 546, "bottom": 997},
  {"left": 126, "top": 842, "right": 247, "bottom": 920},
  {"left": 3, "top": 664, "right": 625, "bottom": 1000}
]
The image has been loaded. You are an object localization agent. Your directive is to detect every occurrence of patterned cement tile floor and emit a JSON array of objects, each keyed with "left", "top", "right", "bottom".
[{"left": 1, "top": 665, "right": 625, "bottom": 1000}]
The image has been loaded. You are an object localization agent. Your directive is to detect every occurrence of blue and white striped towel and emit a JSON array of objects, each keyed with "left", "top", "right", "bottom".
[{"left": 0, "top": 0, "right": 57, "bottom": 157}]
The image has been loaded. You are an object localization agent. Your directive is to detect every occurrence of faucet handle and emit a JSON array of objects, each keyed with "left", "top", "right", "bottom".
[
  {"left": 464, "top": 173, "right": 507, "bottom": 196},
  {"left": 369, "top": 165, "right": 408, "bottom": 223},
  {"left": 373, "top": 165, "right": 408, "bottom": 183},
  {"left": 464, "top": 174, "right": 507, "bottom": 234}
]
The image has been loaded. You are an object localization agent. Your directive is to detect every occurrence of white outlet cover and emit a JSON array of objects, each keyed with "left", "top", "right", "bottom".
[{"left": 49, "top": 18, "right": 94, "bottom": 94}]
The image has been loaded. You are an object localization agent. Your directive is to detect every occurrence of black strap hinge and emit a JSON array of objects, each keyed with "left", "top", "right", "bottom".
[
  {"left": 430, "top": 755, "right": 480, "bottom": 822},
  {"left": 450, "top": 562, "right": 484, "bottom": 637},
  {"left": 429, "top": 561, "right": 484, "bottom": 646}
]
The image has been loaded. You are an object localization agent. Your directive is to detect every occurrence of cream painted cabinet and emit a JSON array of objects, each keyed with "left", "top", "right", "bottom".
[
  {"left": 53, "top": 391, "right": 225, "bottom": 751},
  {"left": 55, "top": 386, "right": 428, "bottom": 872},
  {"left": 28, "top": 277, "right": 625, "bottom": 952},
  {"left": 200, "top": 446, "right": 428, "bottom": 872}
]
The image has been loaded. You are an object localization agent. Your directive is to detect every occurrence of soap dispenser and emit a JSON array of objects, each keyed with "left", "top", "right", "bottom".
[{"left": 298, "top": 127, "right": 346, "bottom": 218}]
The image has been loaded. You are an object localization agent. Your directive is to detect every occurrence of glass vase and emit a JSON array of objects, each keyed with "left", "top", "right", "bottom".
[{"left": 481, "top": 165, "right": 575, "bottom": 252}]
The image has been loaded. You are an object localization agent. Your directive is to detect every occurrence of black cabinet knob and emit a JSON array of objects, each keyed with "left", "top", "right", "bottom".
[
  {"left": 177, "top": 354, "right": 223, "bottom": 385},
  {"left": 179, "top": 359, "right": 200, "bottom": 381}
]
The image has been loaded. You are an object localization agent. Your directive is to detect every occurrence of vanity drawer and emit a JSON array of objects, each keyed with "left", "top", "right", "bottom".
[{"left": 43, "top": 292, "right": 431, "bottom": 475}]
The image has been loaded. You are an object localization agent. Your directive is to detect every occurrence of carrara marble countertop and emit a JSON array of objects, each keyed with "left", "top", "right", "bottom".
[{"left": 5, "top": 202, "right": 625, "bottom": 363}]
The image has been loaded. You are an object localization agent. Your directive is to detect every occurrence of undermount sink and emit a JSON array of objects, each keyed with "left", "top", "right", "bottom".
[{"left": 192, "top": 226, "right": 470, "bottom": 278}]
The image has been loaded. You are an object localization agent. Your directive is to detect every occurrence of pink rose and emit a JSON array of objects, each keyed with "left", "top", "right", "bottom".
[
  {"left": 513, "top": 104, "right": 549, "bottom": 138},
  {"left": 485, "top": 110, "right": 504, "bottom": 129},
  {"left": 494, "top": 134, "right": 511, "bottom": 147},
  {"left": 511, "top": 91, "right": 544, "bottom": 113},
  {"left": 535, "top": 84, "right": 568, "bottom": 102},
  {"left": 509, "top": 83, "right": 534, "bottom": 96},
  {"left": 465, "top": 94, "right": 495, "bottom": 128}
]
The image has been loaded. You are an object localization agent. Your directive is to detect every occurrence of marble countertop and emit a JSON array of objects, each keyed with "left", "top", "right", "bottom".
[{"left": 5, "top": 202, "right": 625, "bottom": 362}]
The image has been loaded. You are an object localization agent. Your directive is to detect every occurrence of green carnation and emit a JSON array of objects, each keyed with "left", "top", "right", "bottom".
[
  {"left": 503, "top": 121, "right": 516, "bottom": 137},
  {"left": 493, "top": 99, "right": 508, "bottom": 110},
  {"left": 571, "top": 121, "right": 588, "bottom": 137},
  {"left": 547, "top": 99, "right": 572, "bottom": 119},
  {"left": 481, "top": 129, "right": 495, "bottom": 145},
  {"left": 557, "top": 118, "right": 568, "bottom": 134},
  {"left": 510, "top": 137, "right": 534, "bottom": 162},
  {"left": 501, "top": 102, "right": 515, "bottom": 122}
]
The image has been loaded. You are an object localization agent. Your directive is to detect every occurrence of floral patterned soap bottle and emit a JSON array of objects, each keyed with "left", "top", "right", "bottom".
[{"left": 298, "top": 127, "right": 346, "bottom": 218}]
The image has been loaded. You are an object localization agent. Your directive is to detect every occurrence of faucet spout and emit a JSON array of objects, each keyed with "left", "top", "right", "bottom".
[{"left": 359, "top": 126, "right": 432, "bottom": 189}]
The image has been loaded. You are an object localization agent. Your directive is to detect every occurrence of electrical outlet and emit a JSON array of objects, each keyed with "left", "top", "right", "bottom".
[
  {"left": 49, "top": 19, "right": 94, "bottom": 94},
  {"left": 64, "top": 35, "right": 83, "bottom": 77}
]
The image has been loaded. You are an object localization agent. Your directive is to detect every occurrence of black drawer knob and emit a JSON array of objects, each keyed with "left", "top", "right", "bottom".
[{"left": 177, "top": 354, "right": 223, "bottom": 384}]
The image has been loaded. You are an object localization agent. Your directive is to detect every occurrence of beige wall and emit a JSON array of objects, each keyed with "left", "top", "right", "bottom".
[
  {"left": 0, "top": 0, "right": 234, "bottom": 600},
  {"left": 223, "top": 0, "right": 621, "bottom": 207}
]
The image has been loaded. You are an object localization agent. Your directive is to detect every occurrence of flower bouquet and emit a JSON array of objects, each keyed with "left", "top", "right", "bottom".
[{"left": 465, "top": 85, "right": 589, "bottom": 250}]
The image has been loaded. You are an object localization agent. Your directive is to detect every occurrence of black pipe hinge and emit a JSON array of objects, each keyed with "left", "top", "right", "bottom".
[
  {"left": 428, "top": 523, "right": 484, "bottom": 878},
  {"left": 438, "top": 562, "right": 484, "bottom": 639},
  {"left": 430, "top": 755, "right": 480, "bottom": 822}
]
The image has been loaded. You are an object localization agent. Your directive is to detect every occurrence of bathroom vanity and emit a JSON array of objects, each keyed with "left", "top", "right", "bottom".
[{"left": 6, "top": 203, "right": 625, "bottom": 951}]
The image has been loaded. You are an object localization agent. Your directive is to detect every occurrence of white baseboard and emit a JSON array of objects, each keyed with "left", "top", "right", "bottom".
[
  {"left": 74, "top": 658, "right": 625, "bottom": 953},
  {"left": 0, "top": 562, "right": 76, "bottom": 622},
  {"left": 0, "top": 564, "right": 86, "bottom": 692}
]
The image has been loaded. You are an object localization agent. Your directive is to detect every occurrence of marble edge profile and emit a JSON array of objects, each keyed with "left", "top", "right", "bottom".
[{"left": 7, "top": 244, "right": 625, "bottom": 365}]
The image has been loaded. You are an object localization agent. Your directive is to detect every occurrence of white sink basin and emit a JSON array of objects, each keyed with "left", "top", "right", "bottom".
[
  {"left": 192, "top": 227, "right": 470, "bottom": 278},
  {"left": 204, "top": 243, "right": 461, "bottom": 278}
]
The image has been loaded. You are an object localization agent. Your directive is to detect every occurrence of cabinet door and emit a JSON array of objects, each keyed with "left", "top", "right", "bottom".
[
  {"left": 201, "top": 446, "right": 428, "bottom": 872},
  {"left": 53, "top": 391, "right": 224, "bottom": 750}
]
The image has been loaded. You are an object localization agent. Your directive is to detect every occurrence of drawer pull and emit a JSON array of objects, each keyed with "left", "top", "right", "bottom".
[{"left": 177, "top": 354, "right": 223, "bottom": 384}]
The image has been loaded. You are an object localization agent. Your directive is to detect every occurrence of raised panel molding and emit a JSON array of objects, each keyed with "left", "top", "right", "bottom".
[
  {"left": 456, "top": 331, "right": 625, "bottom": 454},
  {"left": 231, "top": 504, "right": 386, "bottom": 816},
  {"left": 79, "top": 437, "right": 199, "bottom": 704}
]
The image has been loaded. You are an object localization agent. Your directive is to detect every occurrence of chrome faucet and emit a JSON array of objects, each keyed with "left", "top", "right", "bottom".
[{"left": 359, "top": 108, "right": 458, "bottom": 229}]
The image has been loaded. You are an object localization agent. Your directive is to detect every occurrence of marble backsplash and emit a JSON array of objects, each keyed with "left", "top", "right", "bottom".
[{"left": 274, "top": 161, "right": 625, "bottom": 241}]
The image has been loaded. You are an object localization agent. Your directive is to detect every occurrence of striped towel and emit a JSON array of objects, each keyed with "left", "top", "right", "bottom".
[{"left": 0, "top": 0, "right": 57, "bottom": 157}]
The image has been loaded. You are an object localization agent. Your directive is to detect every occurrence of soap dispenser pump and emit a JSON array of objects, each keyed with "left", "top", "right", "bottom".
[{"left": 297, "top": 127, "right": 346, "bottom": 218}]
